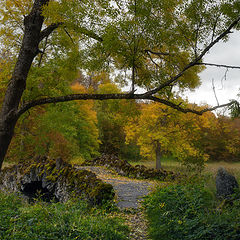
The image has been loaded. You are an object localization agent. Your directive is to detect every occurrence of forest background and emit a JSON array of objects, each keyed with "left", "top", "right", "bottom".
[{"left": 0, "top": 0, "right": 240, "bottom": 170}]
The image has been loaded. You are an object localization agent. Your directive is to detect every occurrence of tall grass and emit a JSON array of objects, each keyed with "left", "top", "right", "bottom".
[
  {"left": 130, "top": 157, "right": 240, "bottom": 196},
  {"left": 0, "top": 192, "right": 129, "bottom": 240}
]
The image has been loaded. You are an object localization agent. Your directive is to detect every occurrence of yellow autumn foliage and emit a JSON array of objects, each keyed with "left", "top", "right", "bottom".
[{"left": 125, "top": 101, "right": 212, "bottom": 167}]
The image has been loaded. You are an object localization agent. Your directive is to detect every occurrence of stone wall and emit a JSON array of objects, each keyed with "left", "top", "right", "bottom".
[{"left": 0, "top": 156, "right": 114, "bottom": 204}]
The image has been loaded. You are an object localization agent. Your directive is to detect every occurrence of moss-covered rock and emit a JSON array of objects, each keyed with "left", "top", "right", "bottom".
[
  {"left": 82, "top": 154, "right": 175, "bottom": 181},
  {"left": 0, "top": 156, "right": 114, "bottom": 204}
]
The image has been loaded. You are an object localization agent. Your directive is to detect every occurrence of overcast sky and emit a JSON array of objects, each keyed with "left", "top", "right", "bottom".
[{"left": 182, "top": 31, "right": 240, "bottom": 109}]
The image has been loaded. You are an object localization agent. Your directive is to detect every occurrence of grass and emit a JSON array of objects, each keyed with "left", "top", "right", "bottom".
[
  {"left": 69, "top": 155, "right": 86, "bottom": 165},
  {"left": 0, "top": 192, "right": 129, "bottom": 240},
  {"left": 2, "top": 155, "right": 240, "bottom": 236},
  {"left": 131, "top": 157, "right": 240, "bottom": 177},
  {"left": 130, "top": 156, "right": 181, "bottom": 172}
]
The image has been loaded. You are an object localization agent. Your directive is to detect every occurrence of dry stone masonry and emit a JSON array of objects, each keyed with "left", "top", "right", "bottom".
[{"left": 0, "top": 156, "right": 114, "bottom": 204}]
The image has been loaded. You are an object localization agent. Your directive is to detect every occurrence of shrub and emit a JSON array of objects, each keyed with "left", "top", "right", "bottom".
[
  {"left": 143, "top": 185, "right": 240, "bottom": 240},
  {"left": 0, "top": 192, "right": 129, "bottom": 240}
]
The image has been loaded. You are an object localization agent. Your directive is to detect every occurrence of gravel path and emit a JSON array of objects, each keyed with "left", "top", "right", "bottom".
[
  {"left": 76, "top": 166, "right": 154, "bottom": 209},
  {"left": 76, "top": 166, "right": 156, "bottom": 240}
]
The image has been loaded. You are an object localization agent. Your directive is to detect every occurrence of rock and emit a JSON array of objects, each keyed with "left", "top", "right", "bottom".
[
  {"left": 0, "top": 156, "right": 114, "bottom": 204},
  {"left": 216, "top": 167, "right": 239, "bottom": 200}
]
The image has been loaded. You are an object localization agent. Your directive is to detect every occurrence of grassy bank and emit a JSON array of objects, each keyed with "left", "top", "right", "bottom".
[
  {"left": 143, "top": 184, "right": 240, "bottom": 240},
  {"left": 0, "top": 192, "right": 129, "bottom": 240}
]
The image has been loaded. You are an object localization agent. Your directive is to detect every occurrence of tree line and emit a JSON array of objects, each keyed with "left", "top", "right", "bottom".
[{"left": 6, "top": 74, "right": 240, "bottom": 170}]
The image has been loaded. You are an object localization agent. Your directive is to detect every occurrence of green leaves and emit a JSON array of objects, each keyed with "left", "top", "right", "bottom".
[
  {"left": 1, "top": 0, "right": 238, "bottom": 97},
  {"left": 144, "top": 184, "right": 240, "bottom": 240}
]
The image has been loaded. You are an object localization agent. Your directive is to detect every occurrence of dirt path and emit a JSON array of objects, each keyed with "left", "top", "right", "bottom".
[{"left": 76, "top": 166, "right": 156, "bottom": 239}]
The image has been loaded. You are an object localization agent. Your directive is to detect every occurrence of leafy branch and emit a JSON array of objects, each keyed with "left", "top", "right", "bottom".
[{"left": 144, "top": 15, "right": 240, "bottom": 96}]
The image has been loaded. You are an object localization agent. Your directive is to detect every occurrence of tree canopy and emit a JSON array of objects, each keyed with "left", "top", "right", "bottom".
[{"left": 0, "top": 0, "right": 240, "bottom": 169}]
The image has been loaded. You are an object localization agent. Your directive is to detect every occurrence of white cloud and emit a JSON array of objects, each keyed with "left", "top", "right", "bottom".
[{"left": 183, "top": 31, "right": 240, "bottom": 107}]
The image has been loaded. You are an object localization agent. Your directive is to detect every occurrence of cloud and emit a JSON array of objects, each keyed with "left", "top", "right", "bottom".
[{"left": 183, "top": 31, "right": 240, "bottom": 107}]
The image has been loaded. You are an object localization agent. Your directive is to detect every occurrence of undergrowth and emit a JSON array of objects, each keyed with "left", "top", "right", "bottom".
[
  {"left": 0, "top": 192, "right": 129, "bottom": 240},
  {"left": 143, "top": 184, "right": 240, "bottom": 240}
]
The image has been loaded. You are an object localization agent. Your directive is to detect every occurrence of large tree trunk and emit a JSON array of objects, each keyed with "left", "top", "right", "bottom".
[
  {"left": 0, "top": 0, "right": 49, "bottom": 171},
  {"left": 155, "top": 142, "right": 162, "bottom": 169}
]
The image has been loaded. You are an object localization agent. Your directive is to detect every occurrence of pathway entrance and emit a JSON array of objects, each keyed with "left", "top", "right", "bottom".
[{"left": 76, "top": 165, "right": 156, "bottom": 240}]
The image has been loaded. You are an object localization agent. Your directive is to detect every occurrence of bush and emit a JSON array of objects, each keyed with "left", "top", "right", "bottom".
[
  {"left": 143, "top": 185, "right": 240, "bottom": 240},
  {"left": 0, "top": 192, "right": 129, "bottom": 240}
]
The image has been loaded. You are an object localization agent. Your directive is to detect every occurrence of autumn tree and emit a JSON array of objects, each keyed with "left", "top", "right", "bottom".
[
  {"left": 6, "top": 83, "right": 100, "bottom": 163},
  {"left": 125, "top": 102, "right": 209, "bottom": 169},
  {"left": 0, "top": 0, "right": 239, "bottom": 170},
  {"left": 197, "top": 115, "right": 240, "bottom": 162}
]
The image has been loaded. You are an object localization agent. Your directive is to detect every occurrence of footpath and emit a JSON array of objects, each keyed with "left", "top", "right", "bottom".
[{"left": 76, "top": 166, "right": 156, "bottom": 240}]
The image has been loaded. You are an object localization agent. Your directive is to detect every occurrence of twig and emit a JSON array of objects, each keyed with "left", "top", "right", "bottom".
[
  {"left": 212, "top": 79, "right": 219, "bottom": 106},
  {"left": 196, "top": 62, "right": 240, "bottom": 69}
]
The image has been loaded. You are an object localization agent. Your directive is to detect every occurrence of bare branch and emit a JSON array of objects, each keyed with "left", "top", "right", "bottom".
[
  {"left": 146, "top": 96, "right": 236, "bottom": 115},
  {"left": 194, "top": 16, "right": 203, "bottom": 56},
  {"left": 64, "top": 27, "right": 75, "bottom": 44},
  {"left": 220, "top": 68, "right": 229, "bottom": 90},
  {"left": 196, "top": 62, "right": 240, "bottom": 69},
  {"left": 77, "top": 27, "right": 103, "bottom": 42},
  {"left": 146, "top": 50, "right": 161, "bottom": 68},
  {"left": 212, "top": 79, "right": 219, "bottom": 106},
  {"left": 38, "top": 36, "right": 48, "bottom": 67},
  {"left": 211, "top": 15, "right": 221, "bottom": 42},
  {"left": 16, "top": 92, "right": 237, "bottom": 119},
  {"left": 144, "top": 49, "right": 170, "bottom": 56}
]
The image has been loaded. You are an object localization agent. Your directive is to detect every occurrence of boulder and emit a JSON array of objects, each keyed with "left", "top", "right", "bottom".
[
  {"left": 216, "top": 167, "right": 239, "bottom": 200},
  {"left": 0, "top": 156, "right": 114, "bottom": 204}
]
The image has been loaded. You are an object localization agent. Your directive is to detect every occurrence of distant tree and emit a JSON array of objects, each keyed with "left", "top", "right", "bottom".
[
  {"left": 197, "top": 115, "right": 240, "bottom": 162},
  {"left": 7, "top": 84, "right": 100, "bottom": 162},
  {"left": 0, "top": 0, "right": 239, "bottom": 170},
  {"left": 125, "top": 102, "right": 209, "bottom": 169}
]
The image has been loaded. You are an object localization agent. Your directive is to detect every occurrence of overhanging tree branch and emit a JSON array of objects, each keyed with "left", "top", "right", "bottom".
[
  {"left": 146, "top": 96, "right": 236, "bottom": 115},
  {"left": 144, "top": 15, "right": 240, "bottom": 96},
  {"left": 40, "top": 24, "right": 103, "bottom": 43},
  {"left": 16, "top": 93, "right": 237, "bottom": 119},
  {"left": 17, "top": 93, "right": 134, "bottom": 118},
  {"left": 77, "top": 27, "right": 103, "bottom": 42}
]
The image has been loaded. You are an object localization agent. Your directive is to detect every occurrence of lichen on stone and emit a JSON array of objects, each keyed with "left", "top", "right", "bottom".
[{"left": 0, "top": 156, "right": 114, "bottom": 204}]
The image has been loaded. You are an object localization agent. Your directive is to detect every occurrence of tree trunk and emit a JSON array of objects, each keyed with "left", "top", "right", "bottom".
[
  {"left": 155, "top": 142, "right": 162, "bottom": 169},
  {"left": 0, "top": 0, "right": 49, "bottom": 171}
]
